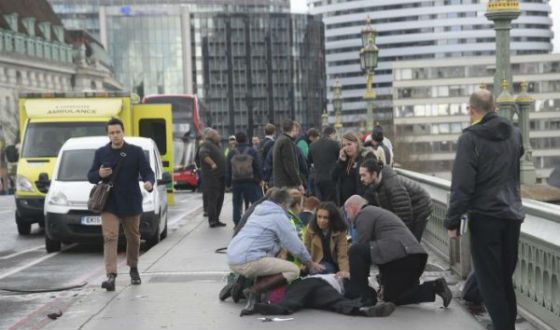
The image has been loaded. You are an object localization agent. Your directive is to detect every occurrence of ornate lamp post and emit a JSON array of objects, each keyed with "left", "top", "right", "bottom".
[
  {"left": 486, "top": 0, "right": 520, "bottom": 116},
  {"left": 321, "top": 108, "right": 329, "bottom": 129},
  {"left": 495, "top": 80, "right": 515, "bottom": 120},
  {"left": 333, "top": 79, "right": 343, "bottom": 139},
  {"left": 516, "top": 81, "right": 537, "bottom": 184},
  {"left": 360, "top": 17, "right": 379, "bottom": 131}
]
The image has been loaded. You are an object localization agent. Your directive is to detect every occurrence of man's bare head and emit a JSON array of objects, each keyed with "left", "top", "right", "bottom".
[
  {"left": 468, "top": 89, "right": 494, "bottom": 123},
  {"left": 344, "top": 195, "right": 367, "bottom": 222}
]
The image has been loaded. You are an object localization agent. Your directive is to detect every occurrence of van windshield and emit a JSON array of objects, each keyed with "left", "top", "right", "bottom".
[
  {"left": 57, "top": 150, "right": 96, "bottom": 181},
  {"left": 57, "top": 149, "right": 151, "bottom": 182},
  {"left": 22, "top": 122, "right": 106, "bottom": 158}
]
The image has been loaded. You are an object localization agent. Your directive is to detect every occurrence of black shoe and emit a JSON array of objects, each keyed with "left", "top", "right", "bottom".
[
  {"left": 101, "top": 273, "right": 117, "bottom": 291},
  {"left": 219, "top": 282, "right": 234, "bottom": 301},
  {"left": 240, "top": 288, "right": 259, "bottom": 316},
  {"left": 203, "top": 211, "right": 208, "bottom": 217},
  {"left": 434, "top": 277, "right": 452, "bottom": 308},
  {"left": 359, "top": 302, "right": 396, "bottom": 317},
  {"left": 130, "top": 267, "right": 141, "bottom": 285},
  {"left": 210, "top": 221, "right": 227, "bottom": 228},
  {"left": 231, "top": 275, "right": 244, "bottom": 303}
]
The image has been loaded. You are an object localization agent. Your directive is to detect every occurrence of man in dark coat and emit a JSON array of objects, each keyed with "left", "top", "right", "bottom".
[
  {"left": 226, "top": 131, "right": 263, "bottom": 226},
  {"left": 259, "top": 123, "right": 276, "bottom": 165},
  {"left": 272, "top": 119, "right": 303, "bottom": 191},
  {"left": 308, "top": 126, "right": 339, "bottom": 202},
  {"left": 88, "top": 118, "right": 155, "bottom": 291},
  {"left": 198, "top": 128, "right": 227, "bottom": 228},
  {"left": 359, "top": 159, "right": 432, "bottom": 241},
  {"left": 343, "top": 195, "right": 452, "bottom": 308},
  {"left": 445, "top": 90, "right": 524, "bottom": 330}
]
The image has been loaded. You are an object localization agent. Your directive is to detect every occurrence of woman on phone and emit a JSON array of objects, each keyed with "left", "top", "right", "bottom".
[{"left": 331, "top": 132, "right": 375, "bottom": 206}]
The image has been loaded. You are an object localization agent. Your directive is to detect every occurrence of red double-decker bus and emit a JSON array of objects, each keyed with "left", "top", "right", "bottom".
[{"left": 143, "top": 94, "right": 206, "bottom": 190}]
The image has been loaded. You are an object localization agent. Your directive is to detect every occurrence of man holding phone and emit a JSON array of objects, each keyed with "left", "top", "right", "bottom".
[{"left": 88, "top": 118, "right": 155, "bottom": 291}]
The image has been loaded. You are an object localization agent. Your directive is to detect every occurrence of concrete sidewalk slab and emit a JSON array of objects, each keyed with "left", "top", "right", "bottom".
[{"left": 45, "top": 195, "right": 486, "bottom": 330}]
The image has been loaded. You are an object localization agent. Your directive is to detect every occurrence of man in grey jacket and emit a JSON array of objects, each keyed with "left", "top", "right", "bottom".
[
  {"left": 343, "top": 195, "right": 451, "bottom": 308},
  {"left": 273, "top": 120, "right": 303, "bottom": 191},
  {"left": 227, "top": 188, "right": 324, "bottom": 316}
]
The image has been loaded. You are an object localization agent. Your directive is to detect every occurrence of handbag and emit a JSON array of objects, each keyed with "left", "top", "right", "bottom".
[{"left": 88, "top": 151, "right": 126, "bottom": 213}]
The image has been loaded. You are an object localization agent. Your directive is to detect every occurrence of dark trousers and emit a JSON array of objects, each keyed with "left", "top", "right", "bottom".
[
  {"left": 267, "top": 278, "right": 367, "bottom": 315},
  {"left": 316, "top": 180, "right": 336, "bottom": 203},
  {"left": 348, "top": 243, "right": 435, "bottom": 306},
  {"left": 205, "top": 178, "right": 225, "bottom": 225},
  {"left": 470, "top": 217, "right": 521, "bottom": 330},
  {"left": 232, "top": 182, "right": 260, "bottom": 226}
]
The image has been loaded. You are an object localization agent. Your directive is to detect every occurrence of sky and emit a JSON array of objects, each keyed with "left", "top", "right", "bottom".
[{"left": 290, "top": 0, "right": 560, "bottom": 53}]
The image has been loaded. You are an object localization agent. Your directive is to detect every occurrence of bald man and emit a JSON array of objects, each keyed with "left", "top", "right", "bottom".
[
  {"left": 445, "top": 90, "right": 524, "bottom": 330},
  {"left": 344, "top": 195, "right": 451, "bottom": 308},
  {"left": 198, "top": 129, "right": 227, "bottom": 227}
]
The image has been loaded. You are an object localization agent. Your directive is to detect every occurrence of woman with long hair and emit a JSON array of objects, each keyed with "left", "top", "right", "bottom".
[
  {"left": 304, "top": 201, "right": 349, "bottom": 277},
  {"left": 331, "top": 131, "right": 375, "bottom": 206}
]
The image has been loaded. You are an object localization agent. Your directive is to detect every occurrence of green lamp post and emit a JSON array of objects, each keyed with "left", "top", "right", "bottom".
[
  {"left": 516, "top": 81, "right": 537, "bottom": 184},
  {"left": 333, "top": 80, "right": 343, "bottom": 139},
  {"left": 360, "top": 17, "right": 379, "bottom": 131}
]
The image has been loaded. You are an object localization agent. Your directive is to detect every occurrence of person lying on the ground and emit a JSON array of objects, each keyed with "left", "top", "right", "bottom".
[
  {"left": 304, "top": 201, "right": 349, "bottom": 276},
  {"left": 343, "top": 195, "right": 452, "bottom": 308},
  {"left": 227, "top": 188, "right": 325, "bottom": 316},
  {"left": 248, "top": 274, "right": 395, "bottom": 317}
]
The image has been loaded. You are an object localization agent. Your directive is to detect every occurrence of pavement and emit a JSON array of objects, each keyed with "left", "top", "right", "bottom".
[{"left": 43, "top": 195, "right": 487, "bottom": 330}]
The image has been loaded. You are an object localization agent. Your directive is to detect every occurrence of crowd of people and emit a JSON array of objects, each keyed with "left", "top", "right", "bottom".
[
  {"left": 197, "top": 117, "right": 452, "bottom": 319},
  {"left": 197, "top": 89, "right": 523, "bottom": 330}
]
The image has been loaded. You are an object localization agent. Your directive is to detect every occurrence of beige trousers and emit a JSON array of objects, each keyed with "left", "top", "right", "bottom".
[
  {"left": 101, "top": 212, "right": 141, "bottom": 274},
  {"left": 229, "top": 257, "right": 300, "bottom": 283}
]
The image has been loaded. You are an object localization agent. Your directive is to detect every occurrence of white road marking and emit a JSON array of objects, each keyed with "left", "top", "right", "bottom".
[
  {"left": 0, "top": 245, "right": 43, "bottom": 260},
  {"left": 0, "top": 243, "right": 76, "bottom": 281}
]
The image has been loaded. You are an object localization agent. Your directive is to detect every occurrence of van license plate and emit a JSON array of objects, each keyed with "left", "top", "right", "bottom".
[{"left": 81, "top": 216, "right": 102, "bottom": 226}]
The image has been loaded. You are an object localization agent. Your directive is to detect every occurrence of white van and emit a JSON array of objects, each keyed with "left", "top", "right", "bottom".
[{"left": 43, "top": 136, "right": 170, "bottom": 253}]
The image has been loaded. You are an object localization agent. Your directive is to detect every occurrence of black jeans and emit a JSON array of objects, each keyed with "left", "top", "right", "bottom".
[
  {"left": 316, "top": 180, "right": 336, "bottom": 203},
  {"left": 205, "top": 178, "right": 225, "bottom": 224},
  {"left": 232, "top": 183, "right": 260, "bottom": 226},
  {"left": 469, "top": 217, "right": 521, "bottom": 330},
  {"left": 348, "top": 243, "right": 435, "bottom": 306}
]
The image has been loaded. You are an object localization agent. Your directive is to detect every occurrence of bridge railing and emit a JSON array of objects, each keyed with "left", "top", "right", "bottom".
[{"left": 397, "top": 168, "right": 560, "bottom": 330}]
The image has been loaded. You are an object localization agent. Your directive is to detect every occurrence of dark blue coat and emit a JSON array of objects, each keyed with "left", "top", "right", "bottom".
[{"left": 87, "top": 141, "right": 155, "bottom": 216}]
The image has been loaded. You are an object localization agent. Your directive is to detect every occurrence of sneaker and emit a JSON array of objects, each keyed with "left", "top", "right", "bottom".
[
  {"left": 101, "top": 273, "right": 117, "bottom": 291},
  {"left": 219, "top": 282, "right": 234, "bottom": 301},
  {"left": 130, "top": 267, "right": 141, "bottom": 285},
  {"left": 210, "top": 221, "right": 227, "bottom": 228},
  {"left": 434, "top": 277, "right": 452, "bottom": 308},
  {"left": 359, "top": 302, "right": 396, "bottom": 317}
]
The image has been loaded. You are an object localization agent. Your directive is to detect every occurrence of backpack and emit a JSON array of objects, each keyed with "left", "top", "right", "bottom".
[{"left": 231, "top": 148, "right": 254, "bottom": 181}]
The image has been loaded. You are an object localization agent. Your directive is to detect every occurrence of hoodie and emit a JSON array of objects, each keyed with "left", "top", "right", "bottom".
[
  {"left": 227, "top": 200, "right": 312, "bottom": 265},
  {"left": 444, "top": 112, "right": 525, "bottom": 230}
]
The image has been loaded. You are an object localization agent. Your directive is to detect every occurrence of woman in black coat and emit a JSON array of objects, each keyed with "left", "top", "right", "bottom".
[{"left": 331, "top": 132, "right": 375, "bottom": 206}]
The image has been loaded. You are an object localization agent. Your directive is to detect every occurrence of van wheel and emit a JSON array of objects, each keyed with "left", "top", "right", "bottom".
[
  {"left": 16, "top": 212, "right": 31, "bottom": 235},
  {"left": 146, "top": 227, "right": 161, "bottom": 249},
  {"left": 160, "top": 211, "right": 168, "bottom": 240},
  {"left": 45, "top": 235, "right": 61, "bottom": 253}
]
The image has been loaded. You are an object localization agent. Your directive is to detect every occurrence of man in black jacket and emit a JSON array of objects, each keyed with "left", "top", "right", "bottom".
[
  {"left": 259, "top": 123, "right": 276, "bottom": 165},
  {"left": 308, "top": 126, "right": 339, "bottom": 202},
  {"left": 343, "top": 195, "right": 451, "bottom": 308},
  {"left": 272, "top": 119, "right": 303, "bottom": 191},
  {"left": 226, "top": 131, "right": 263, "bottom": 226},
  {"left": 359, "top": 159, "right": 432, "bottom": 241},
  {"left": 198, "top": 128, "right": 227, "bottom": 228},
  {"left": 445, "top": 90, "right": 524, "bottom": 330},
  {"left": 88, "top": 118, "right": 155, "bottom": 291}
]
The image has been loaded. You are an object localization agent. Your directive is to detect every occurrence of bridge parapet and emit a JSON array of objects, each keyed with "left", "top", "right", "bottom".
[{"left": 397, "top": 169, "right": 560, "bottom": 330}]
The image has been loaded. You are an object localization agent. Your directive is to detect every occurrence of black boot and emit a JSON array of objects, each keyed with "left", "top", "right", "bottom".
[
  {"left": 434, "top": 277, "right": 452, "bottom": 308},
  {"left": 239, "top": 274, "right": 287, "bottom": 317},
  {"left": 130, "top": 267, "right": 141, "bottom": 285},
  {"left": 359, "top": 302, "right": 396, "bottom": 317},
  {"left": 101, "top": 273, "right": 117, "bottom": 291}
]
